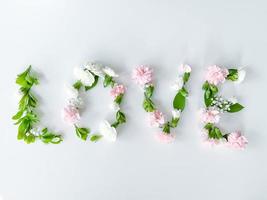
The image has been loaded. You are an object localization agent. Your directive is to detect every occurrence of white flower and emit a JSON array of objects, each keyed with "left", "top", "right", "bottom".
[
  {"left": 103, "top": 66, "right": 119, "bottom": 77},
  {"left": 179, "top": 64, "right": 191, "bottom": 74},
  {"left": 30, "top": 127, "right": 42, "bottom": 136},
  {"left": 172, "top": 109, "right": 181, "bottom": 119},
  {"left": 99, "top": 120, "right": 117, "bottom": 142},
  {"left": 74, "top": 67, "right": 95, "bottom": 86},
  {"left": 68, "top": 97, "right": 83, "bottom": 108},
  {"left": 84, "top": 62, "right": 105, "bottom": 77},
  {"left": 65, "top": 85, "right": 79, "bottom": 98},
  {"left": 110, "top": 102, "right": 120, "bottom": 112},
  {"left": 171, "top": 77, "right": 184, "bottom": 91},
  {"left": 236, "top": 68, "right": 246, "bottom": 84},
  {"left": 229, "top": 96, "right": 238, "bottom": 104}
]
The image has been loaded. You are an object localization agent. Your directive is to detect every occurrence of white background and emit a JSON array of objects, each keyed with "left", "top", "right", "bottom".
[{"left": 0, "top": 0, "right": 266, "bottom": 199}]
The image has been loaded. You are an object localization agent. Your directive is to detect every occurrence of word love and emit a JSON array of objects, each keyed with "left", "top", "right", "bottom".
[{"left": 12, "top": 63, "right": 247, "bottom": 150}]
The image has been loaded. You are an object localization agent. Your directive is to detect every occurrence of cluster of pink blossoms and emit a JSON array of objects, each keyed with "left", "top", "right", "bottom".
[
  {"left": 227, "top": 131, "right": 248, "bottom": 150},
  {"left": 155, "top": 133, "right": 175, "bottom": 143},
  {"left": 132, "top": 65, "right": 153, "bottom": 86},
  {"left": 110, "top": 84, "right": 126, "bottom": 99},
  {"left": 200, "top": 108, "right": 220, "bottom": 124},
  {"left": 205, "top": 65, "right": 229, "bottom": 85},
  {"left": 63, "top": 105, "right": 80, "bottom": 125},
  {"left": 149, "top": 110, "right": 165, "bottom": 127}
]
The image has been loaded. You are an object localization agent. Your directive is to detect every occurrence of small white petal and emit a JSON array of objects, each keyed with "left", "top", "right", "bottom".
[
  {"left": 84, "top": 62, "right": 105, "bottom": 77},
  {"left": 65, "top": 85, "right": 79, "bottom": 98},
  {"left": 74, "top": 67, "right": 95, "bottom": 86},
  {"left": 172, "top": 109, "right": 181, "bottom": 119},
  {"left": 236, "top": 68, "right": 246, "bottom": 84},
  {"left": 99, "top": 120, "right": 117, "bottom": 142},
  {"left": 179, "top": 64, "right": 192, "bottom": 74},
  {"left": 110, "top": 102, "right": 120, "bottom": 112},
  {"left": 30, "top": 127, "right": 42, "bottom": 136},
  {"left": 103, "top": 66, "right": 119, "bottom": 77},
  {"left": 171, "top": 77, "right": 183, "bottom": 91}
]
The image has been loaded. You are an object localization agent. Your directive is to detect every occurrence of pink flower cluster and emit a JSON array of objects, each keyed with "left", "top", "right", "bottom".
[
  {"left": 132, "top": 65, "right": 153, "bottom": 86},
  {"left": 149, "top": 110, "right": 165, "bottom": 127},
  {"left": 200, "top": 108, "right": 220, "bottom": 124},
  {"left": 110, "top": 84, "right": 126, "bottom": 99},
  {"left": 63, "top": 105, "right": 80, "bottom": 125},
  {"left": 205, "top": 65, "right": 229, "bottom": 85},
  {"left": 227, "top": 131, "right": 248, "bottom": 150},
  {"left": 155, "top": 132, "right": 175, "bottom": 143}
]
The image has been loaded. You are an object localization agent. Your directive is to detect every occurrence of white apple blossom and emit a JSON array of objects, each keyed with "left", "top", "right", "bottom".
[
  {"left": 74, "top": 67, "right": 95, "bottom": 86},
  {"left": 99, "top": 120, "right": 117, "bottom": 142},
  {"left": 172, "top": 109, "right": 181, "bottom": 119},
  {"left": 179, "top": 64, "right": 191, "bottom": 74},
  {"left": 84, "top": 62, "right": 105, "bottom": 77},
  {"left": 236, "top": 68, "right": 246, "bottom": 84},
  {"left": 110, "top": 102, "right": 120, "bottom": 112},
  {"left": 103, "top": 66, "right": 119, "bottom": 77},
  {"left": 65, "top": 85, "right": 79, "bottom": 98},
  {"left": 68, "top": 97, "right": 83, "bottom": 108},
  {"left": 171, "top": 77, "right": 184, "bottom": 91}
]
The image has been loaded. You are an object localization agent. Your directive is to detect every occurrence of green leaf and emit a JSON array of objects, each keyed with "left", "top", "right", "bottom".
[
  {"left": 116, "top": 111, "right": 126, "bottom": 124},
  {"left": 228, "top": 103, "right": 244, "bottom": 113},
  {"left": 85, "top": 76, "right": 99, "bottom": 91},
  {"left": 75, "top": 125, "right": 90, "bottom": 141},
  {"left": 202, "top": 81, "right": 209, "bottom": 90},
  {"left": 226, "top": 69, "right": 238, "bottom": 81},
  {"left": 111, "top": 121, "right": 120, "bottom": 128},
  {"left": 204, "top": 123, "right": 213, "bottom": 131},
  {"left": 24, "top": 133, "right": 36, "bottom": 144},
  {"left": 214, "top": 127, "right": 223, "bottom": 139},
  {"left": 16, "top": 66, "right": 38, "bottom": 89},
  {"left": 144, "top": 85, "right": 154, "bottom": 98},
  {"left": 18, "top": 120, "right": 30, "bottom": 140},
  {"left": 170, "top": 117, "right": 179, "bottom": 128},
  {"left": 179, "top": 87, "right": 188, "bottom": 97},
  {"left": 90, "top": 134, "right": 102, "bottom": 142},
  {"left": 183, "top": 72, "right": 190, "bottom": 83},
  {"left": 162, "top": 123, "right": 170, "bottom": 134},
  {"left": 73, "top": 80, "right": 83, "bottom": 90},
  {"left": 114, "top": 94, "right": 123, "bottom": 104},
  {"left": 12, "top": 110, "right": 24, "bottom": 120},
  {"left": 143, "top": 98, "right": 155, "bottom": 112},
  {"left": 103, "top": 75, "right": 114, "bottom": 87},
  {"left": 173, "top": 91, "right": 186, "bottom": 111}
]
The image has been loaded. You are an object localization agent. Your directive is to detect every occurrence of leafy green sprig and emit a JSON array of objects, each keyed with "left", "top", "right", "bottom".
[
  {"left": 12, "top": 66, "right": 63, "bottom": 144},
  {"left": 201, "top": 68, "right": 245, "bottom": 140}
]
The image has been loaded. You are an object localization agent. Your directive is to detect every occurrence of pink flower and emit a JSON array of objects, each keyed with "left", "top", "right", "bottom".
[
  {"left": 155, "top": 133, "right": 175, "bottom": 143},
  {"left": 132, "top": 65, "right": 153, "bottom": 86},
  {"left": 200, "top": 108, "right": 220, "bottom": 124},
  {"left": 149, "top": 110, "right": 165, "bottom": 127},
  {"left": 227, "top": 131, "right": 248, "bottom": 150},
  {"left": 201, "top": 133, "right": 226, "bottom": 147},
  {"left": 205, "top": 65, "right": 229, "bottom": 85},
  {"left": 63, "top": 105, "right": 80, "bottom": 124},
  {"left": 110, "top": 84, "right": 125, "bottom": 99}
]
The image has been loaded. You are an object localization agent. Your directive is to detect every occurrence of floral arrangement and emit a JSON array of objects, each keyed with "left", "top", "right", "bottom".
[
  {"left": 200, "top": 65, "right": 248, "bottom": 149},
  {"left": 12, "top": 66, "right": 63, "bottom": 144},
  {"left": 132, "top": 64, "right": 191, "bottom": 143},
  {"left": 63, "top": 62, "right": 126, "bottom": 142}
]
